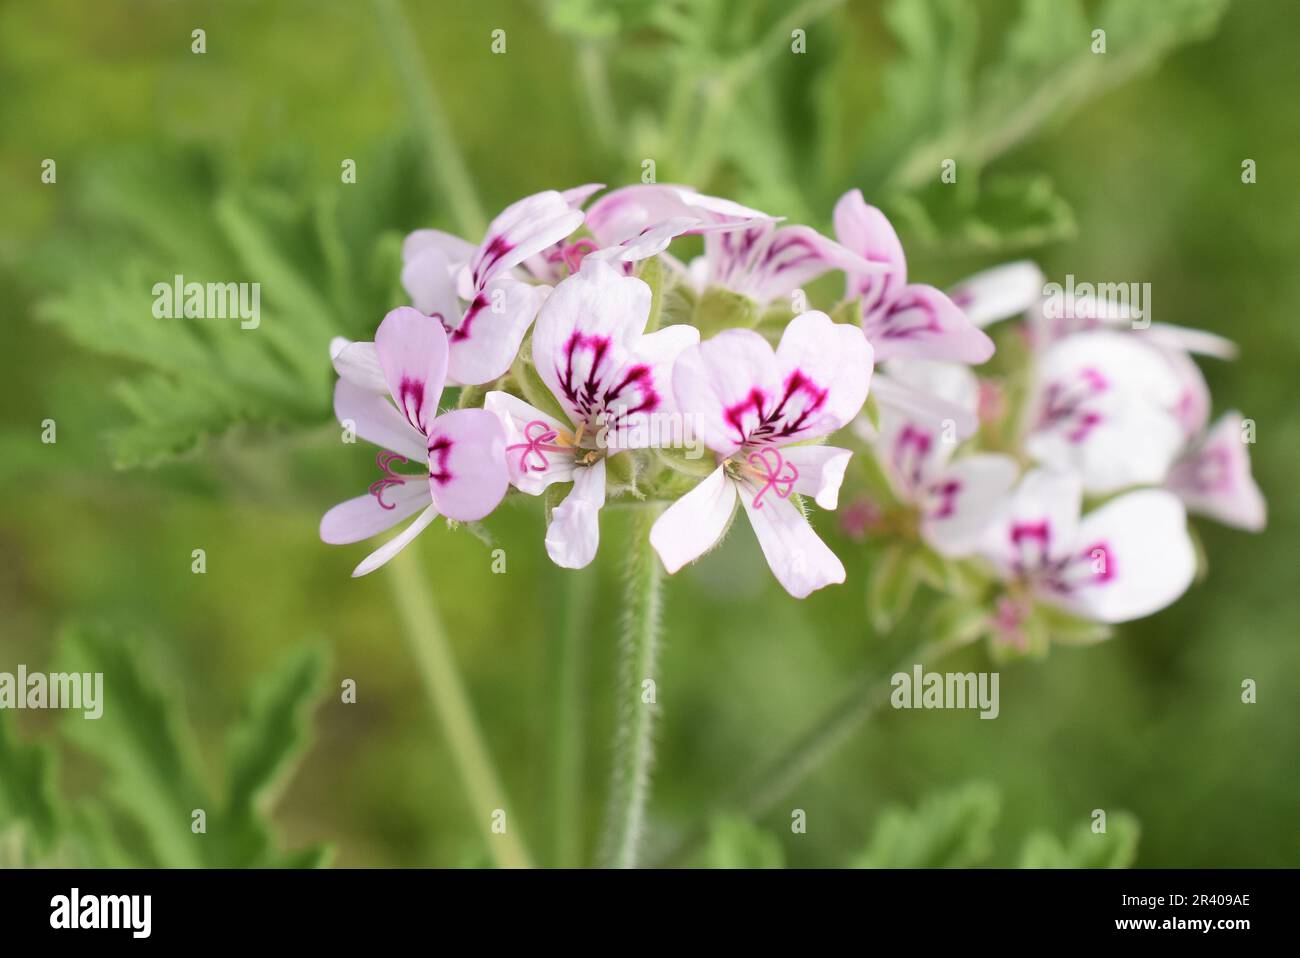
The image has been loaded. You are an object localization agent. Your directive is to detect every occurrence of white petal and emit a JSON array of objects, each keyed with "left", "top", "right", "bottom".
[
  {"left": 1042, "top": 489, "right": 1195, "bottom": 623},
  {"left": 947, "top": 261, "right": 1045, "bottom": 328},
  {"left": 321, "top": 482, "right": 430, "bottom": 545},
  {"left": 351, "top": 504, "right": 440, "bottom": 578},
  {"left": 483, "top": 390, "right": 577, "bottom": 494},
  {"left": 670, "top": 328, "right": 781, "bottom": 457},
  {"left": 979, "top": 469, "right": 1083, "bottom": 578},
  {"left": 771, "top": 310, "right": 874, "bottom": 442},
  {"left": 333, "top": 380, "right": 427, "bottom": 461},
  {"left": 330, "top": 338, "right": 388, "bottom": 394},
  {"left": 740, "top": 492, "right": 845, "bottom": 598},
  {"left": 780, "top": 444, "right": 853, "bottom": 510},
  {"left": 545, "top": 459, "right": 607, "bottom": 569},
  {"left": 400, "top": 246, "right": 463, "bottom": 320},
  {"left": 649, "top": 466, "right": 738, "bottom": 573},
  {"left": 1167, "top": 411, "right": 1266, "bottom": 531},
  {"left": 446, "top": 276, "right": 545, "bottom": 386},
  {"left": 920, "top": 454, "right": 1020, "bottom": 558}
]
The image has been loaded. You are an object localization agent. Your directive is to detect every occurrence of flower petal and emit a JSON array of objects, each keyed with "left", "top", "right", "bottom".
[
  {"left": 470, "top": 189, "right": 585, "bottom": 290},
  {"left": 671, "top": 328, "right": 781, "bottom": 457},
  {"left": 330, "top": 337, "right": 387, "bottom": 394},
  {"left": 1167, "top": 411, "right": 1266, "bottom": 532},
  {"left": 483, "top": 390, "right": 578, "bottom": 494},
  {"left": 833, "top": 189, "right": 908, "bottom": 321},
  {"left": 1042, "top": 489, "right": 1195, "bottom": 623},
  {"left": 1025, "top": 331, "right": 1185, "bottom": 494},
  {"left": 979, "top": 469, "right": 1083, "bottom": 579},
  {"left": 351, "top": 504, "right": 440, "bottom": 578},
  {"left": 867, "top": 284, "right": 995, "bottom": 364},
  {"left": 920, "top": 453, "right": 1020, "bottom": 558},
  {"left": 374, "top": 306, "right": 450, "bottom": 434},
  {"left": 320, "top": 482, "right": 430, "bottom": 544},
  {"left": 403, "top": 228, "right": 476, "bottom": 269},
  {"left": 545, "top": 459, "right": 607, "bottom": 569},
  {"left": 446, "top": 276, "right": 546, "bottom": 386},
  {"left": 532, "top": 258, "right": 655, "bottom": 426},
  {"left": 870, "top": 371, "right": 979, "bottom": 442},
  {"left": 649, "top": 465, "right": 738, "bottom": 573},
  {"left": 739, "top": 492, "right": 845, "bottom": 599},
  {"left": 946, "top": 261, "right": 1045, "bottom": 328},
  {"left": 710, "top": 224, "right": 876, "bottom": 304},
  {"left": 764, "top": 310, "right": 873, "bottom": 443},
  {"left": 425, "top": 408, "right": 509, "bottom": 521},
  {"left": 400, "top": 245, "right": 464, "bottom": 320},
  {"left": 333, "top": 380, "right": 427, "bottom": 461},
  {"left": 873, "top": 360, "right": 980, "bottom": 494},
  {"left": 781, "top": 444, "right": 853, "bottom": 510}
]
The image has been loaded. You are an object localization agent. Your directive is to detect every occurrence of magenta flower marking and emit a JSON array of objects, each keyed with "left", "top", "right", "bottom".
[
  {"left": 1009, "top": 519, "right": 1051, "bottom": 573},
  {"left": 1038, "top": 366, "right": 1108, "bottom": 443},
  {"left": 880, "top": 290, "right": 944, "bottom": 340},
  {"left": 427, "top": 435, "right": 454, "bottom": 485},
  {"left": 398, "top": 376, "right": 426, "bottom": 432},
  {"left": 506, "top": 419, "right": 570, "bottom": 473},
  {"left": 892, "top": 424, "right": 933, "bottom": 488},
  {"left": 748, "top": 447, "right": 799, "bottom": 509},
  {"left": 369, "top": 451, "right": 411, "bottom": 510},
  {"left": 726, "top": 370, "right": 828, "bottom": 447},
  {"left": 927, "top": 478, "right": 963, "bottom": 519}
]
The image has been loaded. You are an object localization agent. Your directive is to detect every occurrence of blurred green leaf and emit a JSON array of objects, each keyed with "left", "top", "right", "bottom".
[
  {"left": 0, "top": 711, "right": 62, "bottom": 851},
  {"left": 850, "top": 781, "right": 1000, "bottom": 867},
  {"left": 1018, "top": 812, "right": 1140, "bottom": 868},
  {"left": 698, "top": 814, "right": 785, "bottom": 868}
]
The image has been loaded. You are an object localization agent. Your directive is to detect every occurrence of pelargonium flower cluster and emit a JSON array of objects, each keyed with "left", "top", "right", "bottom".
[{"left": 321, "top": 183, "right": 1264, "bottom": 643}]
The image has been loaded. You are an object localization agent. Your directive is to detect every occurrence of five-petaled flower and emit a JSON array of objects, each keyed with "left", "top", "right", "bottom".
[
  {"left": 485, "top": 258, "right": 699, "bottom": 569},
  {"left": 321, "top": 308, "right": 509, "bottom": 576},
  {"left": 650, "top": 311, "right": 872, "bottom": 598}
]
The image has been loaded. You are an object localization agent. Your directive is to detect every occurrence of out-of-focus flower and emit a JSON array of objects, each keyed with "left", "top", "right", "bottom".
[
  {"left": 1167, "top": 410, "right": 1266, "bottom": 532},
  {"left": 322, "top": 308, "right": 508, "bottom": 576},
  {"left": 870, "top": 360, "right": 1019, "bottom": 557},
  {"left": 485, "top": 258, "right": 699, "bottom": 569},
  {"left": 650, "top": 311, "right": 872, "bottom": 597},
  {"left": 977, "top": 469, "right": 1196, "bottom": 623}
]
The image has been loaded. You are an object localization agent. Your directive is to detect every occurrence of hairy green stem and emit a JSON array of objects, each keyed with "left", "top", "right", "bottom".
[
  {"left": 597, "top": 506, "right": 666, "bottom": 868},
  {"left": 652, "top": 635, "right": 968, "bottom": 867},
  {"left": 372, "top": 0, "right": 486, "bottom": 237},
  {"left": 546, "top": 566, "right": 594, "bottom": 867},
  {"left": 386, "top": 549, "right": 533, "bottom": 868}
]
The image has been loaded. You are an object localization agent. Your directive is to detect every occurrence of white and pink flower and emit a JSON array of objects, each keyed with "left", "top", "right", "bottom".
[
  {"left": 401, "top": 188, "right": 589, "bottom": 386},
  {"left": 321, "top": 308, "right": 509, "bottom": 576},
  {"left": 871, "top": 360, "right": 1019, "bottom": 557},
  {"left": 977, "top": 470, "right": 1196, "bottom": 624},
  {"left": 485, "top": 258, "right": 699, "bottom": 569},
  {"left": 1166, "top": 410, "right": 1266, "bottom": 532},
  {"left": 650, "top": 311, "right": 872, "bottom": 598}
]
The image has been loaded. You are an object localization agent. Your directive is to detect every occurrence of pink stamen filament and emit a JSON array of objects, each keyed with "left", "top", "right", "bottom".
[
  {"left": 746, "top": 447, "right": 799, "bottom": 509},
  {"left": 506, "top": 420, "right": 571, "bottom": 473}
]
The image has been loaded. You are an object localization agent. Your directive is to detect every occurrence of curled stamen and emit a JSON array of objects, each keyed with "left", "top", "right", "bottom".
[
  {"left": 369, "top": 450, "right": 410, "bottom": 510},
  {"left": 506, "top": 420, "right": 570, "bottom": 473},
  {"left": 747, "top": 447, "right": 799, "bottom": 509}
]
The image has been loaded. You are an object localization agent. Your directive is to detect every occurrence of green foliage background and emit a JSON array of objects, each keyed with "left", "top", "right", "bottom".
[{"left": 1, "top": 0, "right": 1296, "bottom": 867}]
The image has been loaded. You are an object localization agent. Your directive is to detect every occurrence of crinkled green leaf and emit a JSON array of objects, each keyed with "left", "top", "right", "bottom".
[
  {"left": 851, "top": 782, "right": 1001, "bottom": 868},
  {"left": 1019, "top": 812, "right": 1140, "bottom": 868}
]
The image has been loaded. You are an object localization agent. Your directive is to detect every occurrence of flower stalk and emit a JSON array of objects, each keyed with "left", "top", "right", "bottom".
[{"left": 598, "top": 505, "right": 667, "bottom": 868}]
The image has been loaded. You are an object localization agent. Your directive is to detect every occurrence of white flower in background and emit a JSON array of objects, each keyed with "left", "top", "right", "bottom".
[{"left": 1166, "top": 410, "right": 1266, "bottom": 532}]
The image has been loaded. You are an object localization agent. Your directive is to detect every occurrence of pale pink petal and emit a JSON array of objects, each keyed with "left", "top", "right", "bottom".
[
  {"left": 947, "top": 261, "right": 1045, "bottom": 328},
  {"left": 671, "top": 328, "right": 782, "bottom": 457},
  {"left": 1025, "top": 331, "right": 1185, "bottom": 494},
  {"left": 483, "top": 390, "right": 578, "bottom": 494},
  {"left": 425, "top": 408, "right": 509, "bottom": 521},
  {"left": 531, "top": 259, "right": 653, "bottom": 425},
  {"left": 544, "top": 459, "right": 607, "bottom": 569},
  {"left": 402, "top": 229, "right": 476, "bottom": 269},
  {"left": 832, "top": 189, "right": 907, "bottom": 323},
  {"left": 735, "top": 226, "right": 877, "bottom": 305},
  {"left": 560, "top": 182, "right": 606, "bottom": 208},
  {"left": 920, "top": 453, "right": 1020, "bottom": 558},
  {"left": 585, "top": 184, "right": 770, "bottom": 248},
  {"left": 649, "top": 465, "right": 738, "bottom": 573},
  {"left": 320, "top": 482, "right": 430, "bottom": 544},
  {"left": 470, "top": 190, "right": 584, "bottom": 289},
  {"left": 445, "top": 276, "right": 546, "bottom": 386},
  {"left": 781, "top": 444, "right": 853, "bottom": 510},
  {"left": 587, "top": 216, "right": 702, "bottom": 265},
  {"left": 739, "top": 491, "right": 845, "bottom": 598},
  {"left": 1167, "top": 411, "right": 1266, "bottom": 532},
  {"left": 334, "top": 380, "right": 427, "bottom": 461},
  {"left": 400, "top": 246, "right": 464, "bottom": 320},
  {"left": 766, "top": 310, "right": 873, "bottom": 443},
  {"left": 351, "top": 504, "right": 440, "bottom": 578},
  {"left": 330, "top": 338, "right": 387, "bottom": 394},
  {"left": 374, "top": 306, "right": 450, "bottom": 434},
  {"left": 867, "top": 284, "right": 995, "bottom": 364},
  {"left": 1141, "top": 323, "right": 1239, "bottom": 361},
  {"left": 1042, "top": 490, "right": 1195, "bottom": 623},
  {"left": 870, "top": 371, "right": 979, "bottom": 442},
  {"left": 603, "top": 323, "right": 700, "bottom": 449}
]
